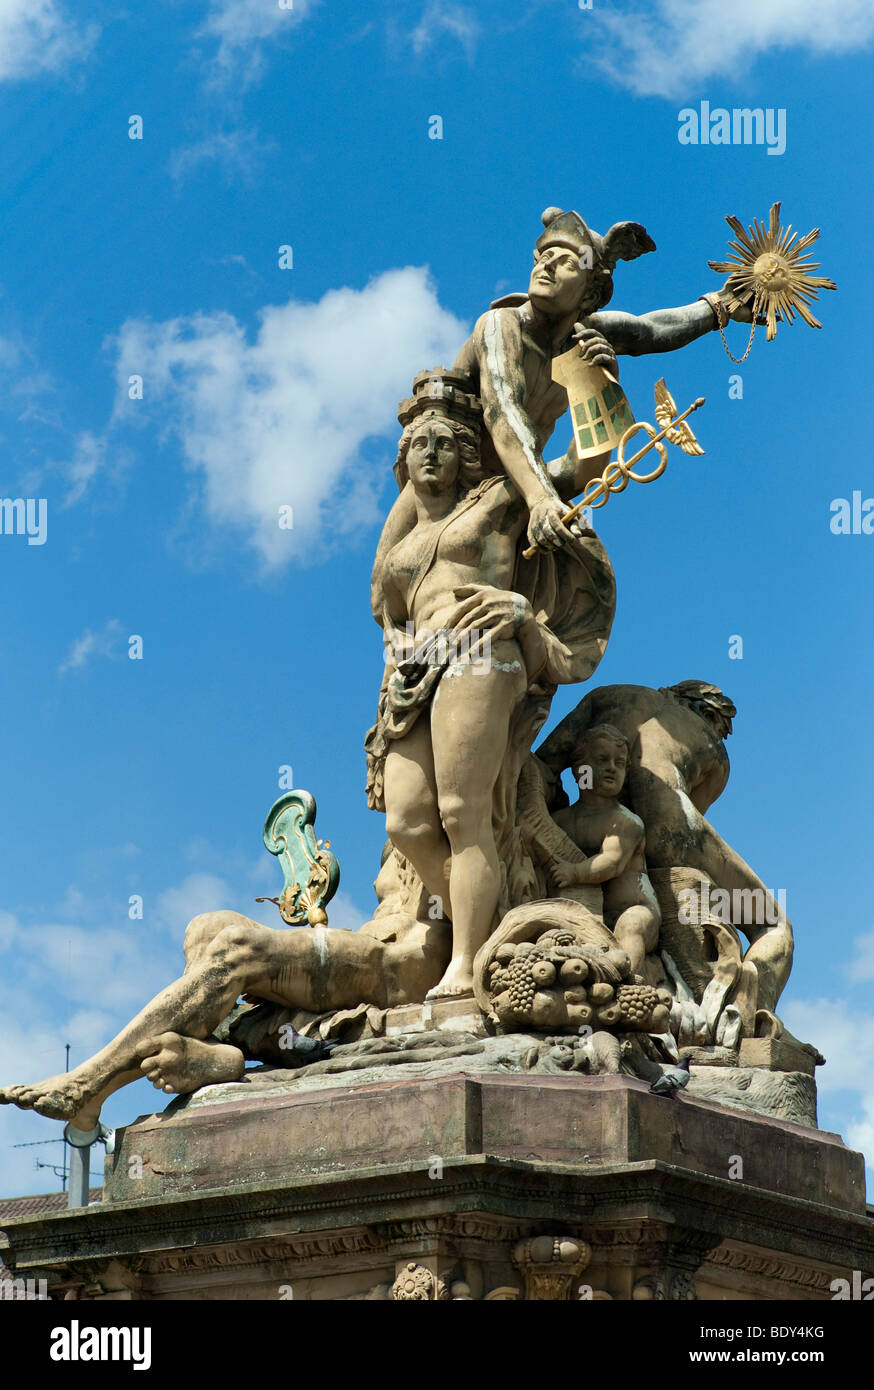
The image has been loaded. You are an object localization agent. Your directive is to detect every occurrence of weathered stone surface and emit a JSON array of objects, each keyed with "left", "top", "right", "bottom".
[
  {"left": 159, "top": 1022, "right": 820, "bottom": 1127},
  {"left": 739, "top": 1034, "right": 821, "bottom": 1075},
  {"left": 384, "top": 998, "right": 488, "bottom": 1036},
  {"left": 100, "top": 1070, "right": 862, "bottom": 1215},
  {"left": 686, "top": 1064, "right": 817, "bottom": 1123},
  {"left": 2, "top": 1089, "right": 870, "bottom": 1301}
]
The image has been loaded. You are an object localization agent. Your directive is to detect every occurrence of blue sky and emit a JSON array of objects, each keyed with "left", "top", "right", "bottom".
[{"left": 1, "top": 0, "right": 873, "bottom": 1197}]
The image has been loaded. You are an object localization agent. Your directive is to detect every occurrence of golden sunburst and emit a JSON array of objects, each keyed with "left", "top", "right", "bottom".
[{"left": 708, "top": 201, "right": 836, "bottom": 342}]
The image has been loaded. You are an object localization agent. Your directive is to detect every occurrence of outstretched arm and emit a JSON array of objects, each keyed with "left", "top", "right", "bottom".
[
  {"left": 589, "top": 299, "right": 718, "bottom": 357},
  {"left": 589, "top": 276, "right": 760, "bottom": 358}
]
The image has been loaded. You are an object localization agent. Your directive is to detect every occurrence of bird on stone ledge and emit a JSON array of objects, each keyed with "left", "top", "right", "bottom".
[
  {"left": 280, "top": 1025, "right": 338, "bottom": 1065},
  {"left": 649, "top": 1056, "right": 691, "bottom": 1097}
]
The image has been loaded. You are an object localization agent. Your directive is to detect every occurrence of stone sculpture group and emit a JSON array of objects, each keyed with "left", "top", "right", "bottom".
[{"left": 0, "top": 206, "right": 819, "bottom": 1131}]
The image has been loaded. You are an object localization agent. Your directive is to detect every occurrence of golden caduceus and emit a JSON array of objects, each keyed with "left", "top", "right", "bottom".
[{"left": 522, "top": 376, "right": 705, "bottom": 559}]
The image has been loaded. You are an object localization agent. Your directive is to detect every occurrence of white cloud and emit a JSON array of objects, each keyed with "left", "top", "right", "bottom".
[
  {"left": 0, "top": 920, "right": 177, "bottom": 1016},
  {"left": 58, "top": 618, "right": 124, "bottom": 674},
  {"left": 0, "top": 0, "right": 97, "bottom": 83},
  {"left": 156, "top": 863, "right": 369, "bottom": 936},
  {"left": 155, "top": 873, "right": 238, "bottom": 938},
  {"left": 324, "top": 891, "right": 368, "bottom": 934},
  {"left": 0, "top": 333, "right": 57, "bottom": 432},
  {"left": 168, "top": 127, "right": 274, "bottom": 184},
  {"left": 411, "top": 2, "right": 480, "bottom": 61},
  {"left": 589, "top": 0, "right": 874, "bottom": 98},
  {"left": 0, "top": 965, "right": 130, "bottom": 1197},
  {"left": 0, "top": 1047, "right": 71, "bottom": 1198},
  {"left": 44, "top": 427, "right": 131, "bottom": 509},
  {"left": 847, "top": 927, "right": 874, "bottom": 983},
  {"left": 0, "top": 335, "right": 42, "bottom": 389},
  {"left": 783, "top": 999, "right": 874, "bottom": 1093},
  {"left": 197, "top": 0, "right": 317, "bottom": 82},
  {"left": 61, "top": 431, "right": 106, "bottom": 507},
  {"left": 108, "top": 267, "right": 467, "bottom": 570},
  {"left": 0, "top": 873, "right": 371, "bottom": 1049}
]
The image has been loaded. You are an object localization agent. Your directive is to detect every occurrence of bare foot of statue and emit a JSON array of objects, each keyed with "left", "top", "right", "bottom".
[
  {"left": 0, "top": 1036, "right": 246, "bottom": 1122},
  {"left": 139, "top": 1034, "right": 245, "bottom": 1096},
  {"left": 0, "top": 1069, "right": 98, "bottom": 1122},
  {"left": 426, "top": 957, "right": 476, "bottom": 1000}
]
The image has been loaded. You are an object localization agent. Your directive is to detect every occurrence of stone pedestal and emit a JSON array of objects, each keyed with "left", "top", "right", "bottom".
[{"left": 2, "top": 1053, "right": 872, "bottom": 1301}]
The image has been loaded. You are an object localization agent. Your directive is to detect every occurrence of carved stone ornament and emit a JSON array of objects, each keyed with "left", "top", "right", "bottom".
[
  {"left": 512, "top": 1236, "right": 592, "bottom": 1300},
  {"left": 390, "top": 1263, "right": 449, "bottom": 1301}
]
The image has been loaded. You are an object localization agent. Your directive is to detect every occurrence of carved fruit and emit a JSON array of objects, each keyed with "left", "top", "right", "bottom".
[
  {"left": 650, "top": 1004, "right": 671, "bottom": 1032},
  {"left": 507, "top": 959, "right": 536, "bottom": 1014},
  {"left": 495, "top": 944, "right": 517, "bottom": 965},
  {"left": 531, "top": 960, "right": 557, "bottom": 986},
  {"left": 560, "top": 958, "right": 588, "bottom": 984},
  {"left": 616, "top": 982, "right": 659, "bottom": 1025},
  {"left": 590, "top": 982, "right": 614, "bottom": 1005},
  {"left": 549, "top": 944, "right": 585, "bottom": 962},
  {"left": 595, "top": 1003, "right": 623, "bottom": 1026},
  {"left": 531, "top": 991, "right": 568, "bottom": 1029},
  {"left": 564, "top": 987, "right": 588, "bottom": 1004},
  {"left": 567, "top": 1003, "right": 594, "bottom": 1029}
]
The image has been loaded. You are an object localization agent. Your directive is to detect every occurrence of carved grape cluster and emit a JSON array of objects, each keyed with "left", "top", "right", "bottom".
[
  {"left": 507, "top": 957, "right": 538, "bottom": 1015},
  {"left": 616, "top": 983, "right": 659, "bottom": 1025}
]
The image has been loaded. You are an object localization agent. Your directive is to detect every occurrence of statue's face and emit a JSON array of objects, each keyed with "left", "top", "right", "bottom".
[
  {"left": 407, "top": 421, "right": 460, "bottom": 492},
  {"left": 528, "top": 244, "right": 588, "bottom": 317},
  {"left": 576, "top": 736, "right": 627, "bottom": 796}
]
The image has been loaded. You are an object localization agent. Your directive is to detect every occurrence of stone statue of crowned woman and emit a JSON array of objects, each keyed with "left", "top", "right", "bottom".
[{"left": 366, "top": 369, "right": 616, "bottom": 998}]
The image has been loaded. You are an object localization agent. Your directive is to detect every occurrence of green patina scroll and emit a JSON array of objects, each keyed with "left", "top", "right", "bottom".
[{"left": 259, "top": 790, "right": 340, "bottom": 926}]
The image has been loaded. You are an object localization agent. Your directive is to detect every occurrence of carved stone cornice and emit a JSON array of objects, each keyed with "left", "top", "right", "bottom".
[
  {"left": 582, "top": 1218, "right": 719, "bottom": 1301},
  {"left": 372, "top": 1213, "right": 528, "bottom": 1247},
  {"left": 5, "top": 1158, "right": 873, "bottom": 1284},
  {"left": 703, "top": 1244, "right": 839, "bottom": 1295},
  {"left": 143, "top": 1230, "right": 387, "bottom": 1277},
  {"left": 586, "top": 1219, "right": 717, "bottom": 1259}
]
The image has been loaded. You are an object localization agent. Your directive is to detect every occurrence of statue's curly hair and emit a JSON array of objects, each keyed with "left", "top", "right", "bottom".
[
  {"left": 571, "top": 722, "right": 629, "bottom": 765},
  {"left": 661, "top": 680, "right": 736, "bottom": 739},
  {"left": 393, "top": 414, "right": 484, "bottom": 492},
  {"left": 580, "top": 265, "right": 616, "bottom": 313}
]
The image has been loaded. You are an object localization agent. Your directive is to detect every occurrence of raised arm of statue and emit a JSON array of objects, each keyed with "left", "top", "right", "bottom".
[
  {"left": 589, "top": 299, "right": 718, "bottom": 357},
  {"left": 588, "top": 268, "right": 762, "bottom": 358}
]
